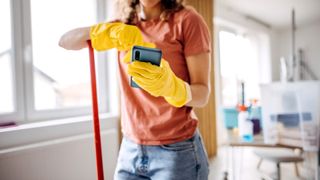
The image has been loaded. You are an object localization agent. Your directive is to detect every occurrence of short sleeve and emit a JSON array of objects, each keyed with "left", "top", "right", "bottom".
[{"left": 182, "top": 8, "right": 211, "bottom": 57}]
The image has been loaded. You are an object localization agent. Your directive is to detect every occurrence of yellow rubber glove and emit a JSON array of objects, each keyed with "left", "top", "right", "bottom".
[
  {"left": 127, "top": 60, "right": 191, "bottom": 107},
  {"left": 90, "top": 22, "right": 146, "bottom": 51},
  {"left": 90, "top": 22, "right": 156, "bottom": 63}
]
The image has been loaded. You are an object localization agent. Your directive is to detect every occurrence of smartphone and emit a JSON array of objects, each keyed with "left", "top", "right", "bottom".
[{"left": 130, "top": 46, "right": 162, "bottom": 88}]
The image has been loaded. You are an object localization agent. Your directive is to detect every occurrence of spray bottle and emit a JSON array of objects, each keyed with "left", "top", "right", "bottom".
[{"left": 238, "top": 105, "right": 253, "bottom": 142}]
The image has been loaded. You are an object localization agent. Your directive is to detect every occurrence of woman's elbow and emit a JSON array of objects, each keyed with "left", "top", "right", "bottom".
[
  {"left": 199, "top": 87, "right": 211, "bottom": 107},
  {"left": 58, "top": 27, "right": 90, "bottom": 50},
  {"left": 191, "top": 85, "right": 210, "bottom": 108}
]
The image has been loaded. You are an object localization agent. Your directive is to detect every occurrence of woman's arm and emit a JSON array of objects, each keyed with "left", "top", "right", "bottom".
[
  {"left": 59, "top": 23, "right": 150, "bottom": 51},
  {"left": 59, "top": 27, "right": 91, "bottom": 50},
  {"left": 185, "top": 52, "right": 211, "bottom": 108}
]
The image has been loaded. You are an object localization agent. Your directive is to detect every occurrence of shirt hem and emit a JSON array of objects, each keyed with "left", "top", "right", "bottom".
[{"left": 123, "top": 123, "right": 198, "bottom": 145}]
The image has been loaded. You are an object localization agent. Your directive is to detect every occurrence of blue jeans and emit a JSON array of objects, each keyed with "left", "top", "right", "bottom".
[{"left": 114, "top": 130, "right": 209, "bottom": 180}]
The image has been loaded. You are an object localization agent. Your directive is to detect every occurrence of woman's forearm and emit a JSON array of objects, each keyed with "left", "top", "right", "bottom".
[
  {"left": 185, "top": 52, "right": 211, "bottom": 108},
  {"left": 59, "top": 27, "right": 91, "bottom": 50},
  {"left": 186, "top": 83, "right": 210, "bottom": 108}
]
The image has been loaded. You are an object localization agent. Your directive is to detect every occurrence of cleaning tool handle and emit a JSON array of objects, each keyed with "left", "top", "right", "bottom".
[{"left": 87, "top": 40, "right": 104, "bottom": 180}]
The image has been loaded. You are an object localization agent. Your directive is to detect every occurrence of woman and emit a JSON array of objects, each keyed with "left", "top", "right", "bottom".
[{"left": 59, "top": 0, "right": 211, "bottom": 179}]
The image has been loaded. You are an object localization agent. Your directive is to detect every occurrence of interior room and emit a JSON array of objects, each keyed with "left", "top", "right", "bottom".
[
  {"left": 0, "top": 0, "right": 319, "bottom": 180},
  {"left": 213, "top": 0, "right": 320, "bottom": 179}
]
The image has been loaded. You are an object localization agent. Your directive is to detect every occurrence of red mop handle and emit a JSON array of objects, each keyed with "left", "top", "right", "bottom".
[{"left": 87, "top": 40, "right": 104, "bottom": 180}]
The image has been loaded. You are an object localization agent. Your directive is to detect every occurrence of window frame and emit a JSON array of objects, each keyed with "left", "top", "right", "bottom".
[
  {"left": 216, "top": 24, "right": 271, "bottom": 107},
  {"left": 215, "top": 26, "right": 237, "bottom": 107},
  {"left": 0, "top": 0, "right": 114, "bottom": 123},
  {"left": 0, "top": 0, "right": 24, "bottom": 123}
]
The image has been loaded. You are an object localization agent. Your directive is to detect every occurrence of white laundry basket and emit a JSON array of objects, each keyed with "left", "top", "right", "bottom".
[{"left": 260, "top": 81, "right": 320, "bottom": 151}]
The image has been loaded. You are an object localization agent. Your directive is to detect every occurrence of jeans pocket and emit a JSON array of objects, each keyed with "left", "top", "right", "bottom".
[
  {"left": 160, "top": 136, "right": 195, "bottom": 152},
  {"left": 197, "top": 136, "right": 210, "bottom": 168}
]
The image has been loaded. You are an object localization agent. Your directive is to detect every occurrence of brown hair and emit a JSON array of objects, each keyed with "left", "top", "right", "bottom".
[{"left": 115, "top": 0, "right": 185, "bottom": 25}]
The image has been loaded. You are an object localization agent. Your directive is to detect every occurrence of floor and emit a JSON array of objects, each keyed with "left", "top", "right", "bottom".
[{"left": 208, "top": 146, "right": 317, "bottom": 180}]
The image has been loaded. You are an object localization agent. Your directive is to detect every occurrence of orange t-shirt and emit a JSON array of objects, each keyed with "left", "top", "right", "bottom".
[{"left": 118, "top": 7, "right": 211, "bottom": 145}]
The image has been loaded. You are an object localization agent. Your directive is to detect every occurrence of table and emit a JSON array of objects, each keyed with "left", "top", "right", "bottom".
[{"left": 223, "top": 129, "right": 303, "bottom": 180}]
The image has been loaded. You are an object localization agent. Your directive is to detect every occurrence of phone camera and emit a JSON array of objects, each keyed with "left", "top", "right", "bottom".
[{"left": 135, "top": 51, "right": 140, "bottom": 60}]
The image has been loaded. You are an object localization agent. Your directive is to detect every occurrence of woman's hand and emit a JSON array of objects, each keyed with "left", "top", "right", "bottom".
[
  {"left": 90, "top": 22, "right": 145, "bottom": 51},
  {"left": 128, "top": 52, "right": 211, "bottom": 108},
  {"left": 59, "top": 23, "right": 153, "bottom": 53},
  {"left": 127, "top": 59, "right": 191, "bottom": 107},
  {"left": 59, "top": 27, "right": 91, "bottom": 50}
]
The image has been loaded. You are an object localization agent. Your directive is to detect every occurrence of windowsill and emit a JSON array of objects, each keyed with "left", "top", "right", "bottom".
[
  {"left": 0, "top": 112, "right": 118, "bottom": 133},
  {"left": 0, "top": 113, "right": 120, "bottom": 150}
]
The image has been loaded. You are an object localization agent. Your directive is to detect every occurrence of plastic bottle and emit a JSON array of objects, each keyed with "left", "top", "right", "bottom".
[
  {"left": 238, "top": 105, "right": 253, "bottom": 142},
  {"left": 248, "top": 99, "right": 261, "bottom": 134}
]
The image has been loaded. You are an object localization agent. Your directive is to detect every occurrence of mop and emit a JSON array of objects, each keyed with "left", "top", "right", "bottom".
[{"left": 87, "top": 40, "right": 104, "bottom": 180}]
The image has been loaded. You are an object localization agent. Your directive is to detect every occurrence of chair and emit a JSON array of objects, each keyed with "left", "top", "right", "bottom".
[{"left": 254, "top": 141, "right": 304, "bottom": 179}]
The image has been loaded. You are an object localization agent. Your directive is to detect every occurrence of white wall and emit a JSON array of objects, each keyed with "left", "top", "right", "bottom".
[
  {"left": 0, "top": 116, "right": 119, "bottom": 180},
  {"left": 271, "top": 21, "right": 320, "bottom": 80}
]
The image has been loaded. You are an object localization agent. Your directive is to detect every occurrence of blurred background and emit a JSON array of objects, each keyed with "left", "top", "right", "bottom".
[{"left": 0, "top": 0, "right": 319, "bottom": 179}]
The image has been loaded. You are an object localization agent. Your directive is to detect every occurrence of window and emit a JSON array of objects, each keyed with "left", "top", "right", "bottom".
[
  {"left": 218, "top": 30, "right": 261, "bottom": 106},
  {"left": 30, "top": 0, "right": 96, "bottom": 110},
  {"left": 0, "top": 0, "right": 114, "bottom": 122},
  {"left": 0, "top": 0, "right": 14, "bottom": 114}
]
